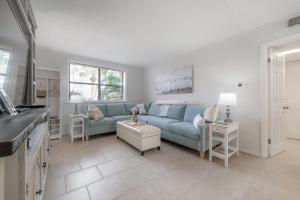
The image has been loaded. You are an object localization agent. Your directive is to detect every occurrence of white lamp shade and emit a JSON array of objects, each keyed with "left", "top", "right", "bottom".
[
  {"left": 218, "top": 92, "right": 237, "bottom": 106},
  {"left": 70, "top": 95, "right": 83, "bottom": 103}
]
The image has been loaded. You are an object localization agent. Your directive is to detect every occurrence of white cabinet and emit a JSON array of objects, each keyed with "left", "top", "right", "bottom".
[{"left": 25, "top": 123, "right": 49, "bottom": 200}]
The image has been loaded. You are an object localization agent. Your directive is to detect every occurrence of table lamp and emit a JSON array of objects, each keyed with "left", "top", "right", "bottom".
[
  {"left": 70, "top": 95, "right": 83, "bottom": 115},
  {"left": 218, "top": 92, "right": 237, "bottom": 123}
]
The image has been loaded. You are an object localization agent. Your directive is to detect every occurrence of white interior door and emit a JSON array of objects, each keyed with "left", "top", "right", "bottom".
[
  {"left": 286, "top": 61, "right": 300, "bottom": 139},
  {"left": 269, "top": 55, "right": 286, "bottom": 157}
]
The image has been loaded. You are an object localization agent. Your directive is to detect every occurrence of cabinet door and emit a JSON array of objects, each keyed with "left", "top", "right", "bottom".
[
  {"left": 34, "top": 150, "right": 42, "bottom": 200},
  {"left": 26, "top": 170, "right": 34, "bottom": 200},
  {"left": 40, "top": 139, "right": 46, "bottom": 187},
  {"left": 44, "top": 129, "right": 50, "bottom": 163},
  {"left": 41, "top": 133, "right": 49, "bottom": 187}
]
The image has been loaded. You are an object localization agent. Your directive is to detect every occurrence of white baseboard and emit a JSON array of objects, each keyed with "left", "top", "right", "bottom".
[{"left": 239, "top": 148, "right": 261, "bottom": 158}]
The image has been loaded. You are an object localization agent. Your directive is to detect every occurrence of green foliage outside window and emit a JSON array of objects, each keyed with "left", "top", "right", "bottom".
[{"left": 69, "top": 63, "right": 124, "bottom": 101}]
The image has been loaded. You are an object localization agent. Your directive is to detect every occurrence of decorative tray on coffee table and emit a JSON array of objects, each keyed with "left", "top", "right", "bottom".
[{"left": 123, "top": 120, "right": 146, "bottom": 126}]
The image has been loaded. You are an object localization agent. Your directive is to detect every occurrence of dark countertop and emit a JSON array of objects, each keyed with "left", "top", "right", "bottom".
[{"left": 0, "top": 108, "right": 49, "bottom": 157}]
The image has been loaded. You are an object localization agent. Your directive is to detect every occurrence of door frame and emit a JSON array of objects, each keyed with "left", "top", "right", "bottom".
[{"left": 260, "top": 33, "right": 300, "bottom": 158}]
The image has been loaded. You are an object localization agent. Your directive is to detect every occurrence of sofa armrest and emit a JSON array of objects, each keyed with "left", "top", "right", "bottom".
[
  {"left": 84, "top": 117, "right": 90, "bottom": 136},
  {"left": 198, "top": 123, "right": 210, "bottom": 152}
]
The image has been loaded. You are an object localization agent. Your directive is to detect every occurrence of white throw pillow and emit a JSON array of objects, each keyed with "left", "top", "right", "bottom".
[
  {"left": 159, "top": 105, "right": 169, "bottom": 117},
  {"left": 193, "top": 114, "right": 205, "bottom": 129},
  {"left": 204, "top": 104, "right": 219, "bottom": 122},
  {"left": 88, "top": 105, "right": 104, "bottom": 120},
  {"left": 136, "top": 104, "right": 147, "bottom": 115}
]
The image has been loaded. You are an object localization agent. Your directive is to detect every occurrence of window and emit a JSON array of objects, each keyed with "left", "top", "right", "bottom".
[
  {"left": 69, "top": 62, "right": 125, "bottom": 102},
  {"left": 0, "top": 49, "right": 10, "bottom": 88}
]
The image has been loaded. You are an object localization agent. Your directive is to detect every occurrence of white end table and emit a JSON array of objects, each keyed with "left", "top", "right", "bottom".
[
  {"left": 209, "top": 122, "right": 239, "bottom": 167},
  {"left": 69, "top": 114, "right": 86, "bottom": 143}
]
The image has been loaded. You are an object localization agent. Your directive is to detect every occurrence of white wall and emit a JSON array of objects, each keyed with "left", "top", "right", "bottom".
[
  {"left": 36, "top": 47, "right": 145, "bottom": 133},
  {"left": 144, "top": 18, "right": 300, "bottom": 157}
]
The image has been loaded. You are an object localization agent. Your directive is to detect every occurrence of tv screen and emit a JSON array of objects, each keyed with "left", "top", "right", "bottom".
[{"left": 0, "top": 0, "right": 28, "bottom": 105}]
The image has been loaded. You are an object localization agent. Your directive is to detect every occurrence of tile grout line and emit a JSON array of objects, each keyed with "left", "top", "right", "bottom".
[
  {"left": 64, "top": 174, "right": 67, "bottom": 194},
  {"left": 95, "top": 164, "right": 104, "bottom": 179},
  {"left": 86, "top": 186, "right": 92, "bottom": 200}
]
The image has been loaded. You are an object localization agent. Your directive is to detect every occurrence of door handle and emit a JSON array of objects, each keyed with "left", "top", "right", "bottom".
[
  {"left": 42, "top": 162, "right": 47, "bottom": 168},
  {"left": 36, "top": 189, "right": 42, "bottom": 195},
  {"left": 283, "top": 106, "right": 290, "bottom": 110}
]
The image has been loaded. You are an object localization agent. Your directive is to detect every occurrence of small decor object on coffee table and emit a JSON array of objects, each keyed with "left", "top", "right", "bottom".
[
  {"left": 209, "top": 122, "right": 239, "bottom": 167},
  {"left": 133, "top": 109, "right": 138, "bottom": 123},
  {"left": 117, "top": 120, "right": 161, "bottom": 156},
  {"left": 69, "top": 114, "right": 86, "bottom": 142}
]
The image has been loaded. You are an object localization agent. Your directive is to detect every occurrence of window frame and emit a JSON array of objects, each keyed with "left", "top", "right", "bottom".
[
  {"left": 67, "top": 60, "right": 126, "bottom": 103},
  {"left": 0, "top": 48, "right": 11, "bottom": 88}
]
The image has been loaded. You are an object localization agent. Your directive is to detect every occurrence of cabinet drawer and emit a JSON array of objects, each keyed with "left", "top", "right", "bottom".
[
  {"left": 72, "top": 117, "right": 84, "bottom": 122},
  {"left": 211, "top": 126, "right": 227, "bottom": 134}
]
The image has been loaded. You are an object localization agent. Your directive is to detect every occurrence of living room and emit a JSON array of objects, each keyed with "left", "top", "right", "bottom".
[{"left": 0, "top": 0, "right": 300, "bottom": 200}]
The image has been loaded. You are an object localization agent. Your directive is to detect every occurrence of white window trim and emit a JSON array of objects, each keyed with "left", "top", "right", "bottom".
[
  {"left": 66, "top": 60, "right": 127, "bottom": 103},
  {"left": 0, "top": 47, "right": 12, "bottom": 89}
]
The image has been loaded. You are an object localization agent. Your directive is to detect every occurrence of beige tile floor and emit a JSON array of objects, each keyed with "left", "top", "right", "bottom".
[{"left": 44, "top": 134, "right": 300, "bottom": 200}]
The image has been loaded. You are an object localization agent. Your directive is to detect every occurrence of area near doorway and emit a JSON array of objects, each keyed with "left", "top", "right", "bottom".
[{"left": 261, "top": 37, "right": 300, "bottom": 157}]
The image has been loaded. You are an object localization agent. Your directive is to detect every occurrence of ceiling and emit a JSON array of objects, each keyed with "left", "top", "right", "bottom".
[
  {"left": 31, "top": 0, "right": 300, "bottom": 67},
  {"left": 0, "top": 0, "right": 27, "bottom": 44},
  {"left": 286, "top": 52, "right": 300, "bottom": 62}
]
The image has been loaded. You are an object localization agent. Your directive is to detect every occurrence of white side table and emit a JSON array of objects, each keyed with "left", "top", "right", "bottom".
[
  {"left": 69, "top": 114, "right": 86, "bottom": 143},
  {"left": 209, "top": 122, "right": 239, "bottom": 167}
]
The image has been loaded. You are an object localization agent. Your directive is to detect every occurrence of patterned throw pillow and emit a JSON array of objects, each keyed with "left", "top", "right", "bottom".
[
  {"left": 136, "top": 104, "right": 147, "bottom": 115},
  {"left": 204, "top": 104, "right": 218, "bottom": 122},
  {"left": 88, "top": 105, "right": 104, "bottom": 120},
  {"left": 193, "top": 114, "right": 205, "bottom": 129}
]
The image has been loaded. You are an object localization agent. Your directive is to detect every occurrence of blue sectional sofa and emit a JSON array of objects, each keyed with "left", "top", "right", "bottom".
[
  {"left": 82, "top": 103, "right": 135, "bottom": 137},
  {"left": 82, "top": 102, "right": 211, "bottom": 157}
]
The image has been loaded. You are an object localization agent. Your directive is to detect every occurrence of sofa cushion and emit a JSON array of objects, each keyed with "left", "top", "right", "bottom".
[
  {"left": 183, "top": 105, "right": 205, "bottom": 122},
  {"left": 124, "top": 103, "right": 136, "bottom": 115},
  {"left": 148, "top": 104, "right": 161, "bottom": 116},
  {"left": 112, "top": 115, "right": 132, "bottom": 122},
  {"left": 145, "top": 103, "right": 152, "bottom": 113},
  {"left": 82, "top": 104, "right": 108, "bottom": 117},
  {"left": 136, "top": 115, "right": 158, "bottom": 122},
  {"left": 148, "top": 116, "right": 178, "bottom": 130},
  {"left": 167, "top": 122, "right": 199, "bottom": 140},
  {"left": 107, "top": 103, "right": 127, "bottom": 116},
  {"left": 89, "top": 117, "right": 114, "bottom": 128},
  {"left": 137, "top": 115, "right": 151, "bottom": 122},
  {"left": 167, "top": 105, "right": 186, "bottom": 121}
]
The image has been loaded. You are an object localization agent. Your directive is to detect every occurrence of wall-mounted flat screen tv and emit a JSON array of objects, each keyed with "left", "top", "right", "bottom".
[{"left": 0, "top": 0, "right": 28, "bottom": 106}]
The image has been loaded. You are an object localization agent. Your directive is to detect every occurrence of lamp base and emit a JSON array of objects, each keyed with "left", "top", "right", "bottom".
[
  {"left": 224, "top": 117, "right": 233, "bottom": 124},
  {"left": 74, "top": 103, "right": 78, "bottom": 115},
  {"left": 224, "top": 105, "right": 233, "bottom": 124}
]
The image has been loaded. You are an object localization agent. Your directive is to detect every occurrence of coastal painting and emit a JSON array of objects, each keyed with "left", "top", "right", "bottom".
[{"left": 155, "top": 65, "right": 193, "bottom": 95}]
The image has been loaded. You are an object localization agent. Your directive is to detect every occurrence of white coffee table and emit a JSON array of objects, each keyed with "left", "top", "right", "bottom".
[{"left": 116, "top": 120, "right": 161, "bottom": 156}]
